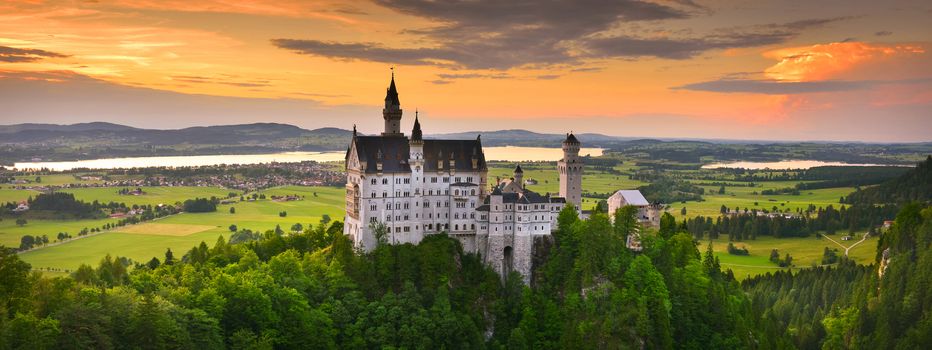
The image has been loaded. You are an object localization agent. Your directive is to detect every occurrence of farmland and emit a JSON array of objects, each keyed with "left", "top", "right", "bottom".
[{"left": 16, "top": 185, "right": 344, "bottom": 272}]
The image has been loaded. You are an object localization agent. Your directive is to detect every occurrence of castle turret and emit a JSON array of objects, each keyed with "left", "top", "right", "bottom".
[
  {"left": 382, "top": 70, "right": 403, "bottom": 136},
  {"left": 558, "top": 132, "right": 582, "bottom": 210},
  {"left": 513, "top": 165, "right": 524, "bottom": 191}
]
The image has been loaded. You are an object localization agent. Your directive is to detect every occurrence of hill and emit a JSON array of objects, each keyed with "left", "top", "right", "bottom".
[{"left": 843, "top": 156, "right": 932, "bottom": 205}]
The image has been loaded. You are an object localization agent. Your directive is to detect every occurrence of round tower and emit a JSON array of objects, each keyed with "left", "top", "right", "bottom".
[{"left": 558, "top": 133, "right": 582, "bottom": 210}]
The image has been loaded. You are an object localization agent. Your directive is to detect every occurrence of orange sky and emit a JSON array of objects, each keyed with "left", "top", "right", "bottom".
[{"left": 0, "top": 0, "right": 930, "bottom": 142}]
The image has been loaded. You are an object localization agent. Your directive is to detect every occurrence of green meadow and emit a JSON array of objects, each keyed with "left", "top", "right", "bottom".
[
  {"left": 16, "top": 185, "right": 345, "bottom": 272},
  {"left": 62, "top": 186, "right": 234, "bottom": 207},
  {"left": 709, "top": 233, "right": 877, "bottom": 280}
]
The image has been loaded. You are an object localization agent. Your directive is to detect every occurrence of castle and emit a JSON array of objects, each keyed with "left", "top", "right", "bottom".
[{"left": 343, "top": 74, "right": 583, "bottom": 283}]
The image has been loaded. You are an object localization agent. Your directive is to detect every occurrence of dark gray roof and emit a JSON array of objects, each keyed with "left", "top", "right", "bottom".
[
  {"left": 514, "top": 164, "right": 523, "bottom": 173},
  {"left": 385, "top": 76, "right": 400, "bottom": 106},
  {"left": 482, "top": 188, "right": 564, "bottom": 205},
  {"left": 349, "top": 135, "right": 486, "bottom": 174},
  {"left": 564, "top": 133, "right": 580, "bottom": 144}
]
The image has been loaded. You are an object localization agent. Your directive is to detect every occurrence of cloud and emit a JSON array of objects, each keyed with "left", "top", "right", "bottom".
[
  {"left": 584, "top": 17, "right": 852, "bottom": 60},
  {"left": 274, "top": 0, "right": 690, "bottom": 69},
  {"left": 673, "top": 78, "right": 930, "bottom": 95},
  {"left": 275, "top": 0, "right": 852, "bottom": 69},
  {"left": 763, "top": 42, "right": 926, "bottom": 81},
  {"left": 0, "top": 45, "right": 68, "bottom": 62},
  {"left": 875, "top": 31, "right": 893, "bottom": 36}
]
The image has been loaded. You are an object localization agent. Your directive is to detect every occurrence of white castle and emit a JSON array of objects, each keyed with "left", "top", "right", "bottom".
[{"left": 343, "top": 74, "right": 588, "bottom": 282}]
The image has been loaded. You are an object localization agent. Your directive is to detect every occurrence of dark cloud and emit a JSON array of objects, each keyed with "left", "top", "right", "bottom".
[
  {"left": 430, "top": 79, "right": 453, "bottom": 85},
  {"left": 875, "top": 30, "right": 893, "bottom": 36},
  {"left": 570, "top": 67, "right": 605, "bottom": 73},
  {"left": 536, "top": 74, "right": 562, "bottom": 80},
  {"left": 585, "top": 17, "right": 852, "bottom": 59},
  {"left": 673, "top": 78, "right": 931, "bottom": 95},
  {"left": 0, "top": 46, "right": 68, "bottom": 63},
  {"left": 274, "top": 0, "right": 689, "bottom": 69},
  {"left": 275, "top": 0, "right": 851, "bottom": 69}
]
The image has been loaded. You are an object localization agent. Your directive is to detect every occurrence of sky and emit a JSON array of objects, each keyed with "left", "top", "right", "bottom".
[{"left": 0, "top": 0, "right": 930, "bottom": 142}]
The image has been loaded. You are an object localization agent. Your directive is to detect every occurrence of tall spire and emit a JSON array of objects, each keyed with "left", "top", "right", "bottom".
[
  {"left": 385, "top": 67, "right": 400, "bottom": 107},
  {"left": 411, "top": 109, "right": 422, "bottom": 142},
  {"left": 382, "top": 67, "right": 403, "bottom": 136}
]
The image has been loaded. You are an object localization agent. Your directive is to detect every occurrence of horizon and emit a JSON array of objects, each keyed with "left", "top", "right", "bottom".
[
  {"left": 3, "top": 120, "right": 930, "bottom": 145},
  {"left": 0, "top": 1, "right": 930, "bottom": 142}
]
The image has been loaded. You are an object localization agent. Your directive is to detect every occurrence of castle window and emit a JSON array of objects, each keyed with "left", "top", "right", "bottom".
[
  {"left": 443, "top": 177, "right": 449, "bottom": 183},
  {"left": 371, "top": 192, "right": 376, "bottom": 198},
  {"left": 395, "top": 178, "right": 401, "bottom": 184},
  {"left": 431, "top": 177, "right": 437, "bottom": 183},
  {"left": 382, "top": 179, "right": 388, "bottom": 184},
  {"left": 404, "top": 178, "right": 410, "bottom": 184},
  {"left": 370, "top": 178, "right": 376, "bottom": 185},
  {"left": 371, "top": 204, "right": 377, "bottom": 210},
  {"left": 382, "top": 192, "right": 387, "bottom": 198}
]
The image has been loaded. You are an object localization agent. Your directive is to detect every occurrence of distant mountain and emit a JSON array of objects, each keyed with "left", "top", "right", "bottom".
[
  {"left": 0, "top": 122, "right": 138, "bottom": 134},
  {"left": 429, "top": 129, "right": 634, "bottom": 147},
  {"left": 0, "top": 122, "right": 353, "bottom": 147}
]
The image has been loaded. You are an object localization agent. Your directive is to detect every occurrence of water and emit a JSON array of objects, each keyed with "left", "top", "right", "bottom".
[
  {"left": 483, "top": 146, "right": 604, "bottom": 162},
  {"left": 10, "top": 146, "right": 604, "bottom": 171},
  {"left": 701, "top": 160, "right": 892, "bottom": 170}
]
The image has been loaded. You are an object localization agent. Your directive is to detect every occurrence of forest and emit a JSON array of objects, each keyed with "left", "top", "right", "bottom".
[{"left": 0, "top": 199, "right": 926, "bottom": 349}]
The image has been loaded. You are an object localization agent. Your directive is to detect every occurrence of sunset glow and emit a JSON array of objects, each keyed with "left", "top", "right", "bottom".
[{"left": 0, "top": 0, "right": 929, "bottom": 142}]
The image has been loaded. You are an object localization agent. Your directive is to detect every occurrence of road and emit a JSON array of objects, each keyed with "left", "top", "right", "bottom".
[{"left": 821, "top": 233, "right": 870, "bottom": 257}]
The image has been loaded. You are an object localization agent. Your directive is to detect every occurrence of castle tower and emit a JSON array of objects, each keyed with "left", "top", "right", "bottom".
[
  {"left": 382, "top": 70, "right": 403, "bottom": 136},
  {"left": 409, "top": 111, "right": 424, "bottom": 238},
  {"left": 558, "top": 133, "right": 582, "bottom": 210},
  {"left": 513, "top": 165, "right": 524, "bottom": 191}
]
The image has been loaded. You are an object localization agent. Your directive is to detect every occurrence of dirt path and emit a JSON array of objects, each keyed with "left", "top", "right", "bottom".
[{"left": 821, "top": 233, "right": 869, "bottom": 257}]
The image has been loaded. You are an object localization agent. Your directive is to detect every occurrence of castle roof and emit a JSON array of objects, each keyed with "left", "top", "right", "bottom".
[
  {"left": 385, "top": 74, "right": 400, "bottom": 106},
  {"left": 411, "top": 112, "right": 422, "bottom": 142},
  {"left": 477, "top": 187, "right": 563, "bottom": 210},
  {"left": 514, "top": 164, "right": 523, "bottom": 173},
  {"left": 613, "top": 190, "right": 649, "bottom": 206},
  {"left": 349, "top": 135, "right": 486, "bottom": 174},
  {"left": 563, "top": 133, "right": 580, "bottom": 145}
]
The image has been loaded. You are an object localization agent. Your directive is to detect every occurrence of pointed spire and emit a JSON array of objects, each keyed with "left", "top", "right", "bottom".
[
  {"left": 411, "top": 109, "right": 423, "bottom": 142},
  {"left": 385, "top": 67, "right": 400, "bottom": 106},
  {"left": 352, "top": 124, "right": 357, "bottom": 137},
  {"left": 514, "top": 164, "right": 523, "bottom": 174}
]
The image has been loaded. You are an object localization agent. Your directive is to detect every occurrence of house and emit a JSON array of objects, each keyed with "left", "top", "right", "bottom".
[
  {"left": 607, "top": 189, "right": 661, "bottom": 228},
  {"left": 12, "top": 202, "right": 29, "bottom": 213}
]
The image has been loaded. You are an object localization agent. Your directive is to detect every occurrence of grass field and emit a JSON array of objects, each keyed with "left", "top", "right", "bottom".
[
  {"left": 664, "top": 186, "right": 854, "bottom": 220},
  {"left": 117, "top": 223, "right": 216, "bottom": 236},
  {"left": 708, "top": 233, "right": 878, "bottom": 280},
  {"left": 62, "top": 186, "right": 235, "bottom": 207},
  {"left": 0, "top": 216, "right": 119, "bottom": 247},
  {"left": 17, "top": 185, "right": 345, "bottom": 272}
]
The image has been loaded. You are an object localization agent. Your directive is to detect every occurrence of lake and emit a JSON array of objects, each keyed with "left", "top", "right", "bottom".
[
  {"left": 9, "top": 146, "right": 605, "bottom": 171},
  {"left": 701, "top": 160, "right": 894, "bottom": 170}
]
